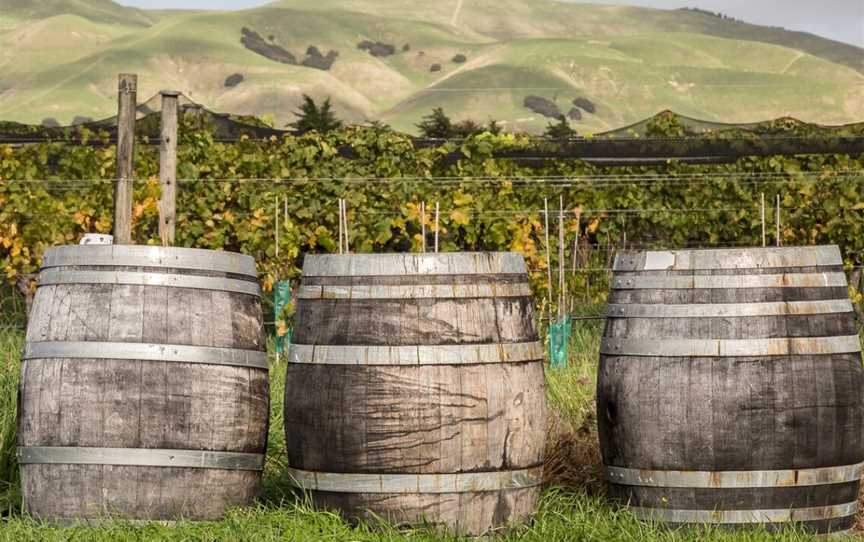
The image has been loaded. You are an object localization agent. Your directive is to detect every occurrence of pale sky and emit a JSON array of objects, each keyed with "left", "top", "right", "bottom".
[{"left": 116, "top": 0, "right": 864, "bottom": 47}]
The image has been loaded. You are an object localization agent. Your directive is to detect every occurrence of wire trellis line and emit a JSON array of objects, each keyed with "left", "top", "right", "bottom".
[{"left": 4, "top": 170, "right": 864, "bottom": 185}]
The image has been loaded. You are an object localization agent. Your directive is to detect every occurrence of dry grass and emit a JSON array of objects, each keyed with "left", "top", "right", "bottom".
[
  {"left": 542, "top": 318, "right": 606, "bottom": 492},
  {"left": 543, "top": 406, "right": 605, "bottom": 493}
]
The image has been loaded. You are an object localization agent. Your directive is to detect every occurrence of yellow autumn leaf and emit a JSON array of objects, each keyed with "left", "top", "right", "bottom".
[
  {"left": 587, "top": 218, "right": 601, "bottom": 234},
  {"left": 95, "top": 218, "right": 111, "bottom": 233},
  {"left": 450, "top": 209, "right": 470, "bottom": 226},
  {"left": 262, "top": 274, "right": 274, "bottom": 293},
  {"left": 453, "top": 193, "right": 473, "bottom": 206},
  {"left": 405, "top": 202, "right": 420, "bottom": 220},
  {"left": 276, "top": 320, "right": 288, "bottom": 337}
]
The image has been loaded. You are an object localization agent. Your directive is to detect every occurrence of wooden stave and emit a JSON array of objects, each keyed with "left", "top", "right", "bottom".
[
  {"left": 300, "top": 253, "right": 527, "bottom": 277},
  {"left": 284, "top": 363, "right": 546, "bottom": 474},
  {"left": 612, "top": 246, "right": 842, "bottom": 272},
  {"left": 309, "top": 486, "right": 542, "bottom": 535},
  {"left": 42, "top": 245, "right": 258, "bottom": 277},
  {"left": 286, "top": 253, "right": 546, "bottom": 535},
  {"left": 608, "top": 482, "right": 860, "bottom": 510},
  {"left": 598, "top": 353, "right": 864, "bottom": 472},
  {"left": 598, "top": 248, "right": 864, "bottom": 534},
  {"left": 20, "top": 251, "right": 268, "bottom": 522},
  {"left": 293, "top": 297, "right": 538, "bottom": 346}
]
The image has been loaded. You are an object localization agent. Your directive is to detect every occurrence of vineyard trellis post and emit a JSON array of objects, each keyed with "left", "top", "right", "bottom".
[
  {"left": 776, "top": 194, "right": 781, "bottom": 247},
  {"left": 761, "top": 192, "right": 766, "bottom": 247},
  {"left": 159, "top": 90, "right": 180, "bottom": 246},
  {"left": 434, "top": 201, "right": 440, "bottom": 253},
  {"left": 114, "top": 73, "right": 137, "bottom": 245}
]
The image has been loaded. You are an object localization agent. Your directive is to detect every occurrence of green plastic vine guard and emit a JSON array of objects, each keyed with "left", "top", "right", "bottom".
[
  {"left": 274, "top": 280, "right": 292, "bottom": 355},
  {"left": 548, "top": 316, "right": 572, "bottom": 369}
]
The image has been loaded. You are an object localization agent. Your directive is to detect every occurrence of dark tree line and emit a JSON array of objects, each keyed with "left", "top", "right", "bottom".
[{"left": 289, "top": 96, "right": 577, "bottom": 138}]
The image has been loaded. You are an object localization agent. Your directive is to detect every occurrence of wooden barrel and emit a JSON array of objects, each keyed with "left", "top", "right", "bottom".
[
  {"left": 285, "top": 253, "right": 546, "bottom": 535},
  {"left": 598, "top": 246, "right": 864, "bottom": 534},
  {"left": 19, "top": 245, "right": 268, "bottom": 521}
]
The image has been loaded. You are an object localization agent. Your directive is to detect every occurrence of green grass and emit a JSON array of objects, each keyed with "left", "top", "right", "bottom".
[
  {"left": 0, "top": 491, "right": 828, "bottom": 542},
  {"left": 0, "top": 309, "right": 846, "bottom": 540}
]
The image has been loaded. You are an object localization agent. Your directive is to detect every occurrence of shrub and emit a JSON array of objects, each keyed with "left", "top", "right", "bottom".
[
  {"left": 357, "top": 40, "right": 396, "bottom": 57},
  {"left": 241, "top": 27, "right": 296, "bottom": 64},
  {"left": 573, "top": 97, "right": 596, "bottom": 114},
  {"left": 302, "top": 46, "right": 339, "bottom": 71},
  {"left": 430, "top": 63, "right": 442, "bottom": 72},
  {"left": 567, "top": 108, "right": 582, "bottom": 121},
  {"left": 524, "top": 95, "right": 562, "bottom": 120},
  {"left": 224, "top": 73, "right": 245, "bottom": 88},
  {"left": 452, "top": 53, "right": 467, "bottom": 63}
]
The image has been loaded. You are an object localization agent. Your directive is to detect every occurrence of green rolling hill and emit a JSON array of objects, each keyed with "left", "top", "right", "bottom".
[{"left": 0, "top": 0, "right": 861, "bottom": 134}]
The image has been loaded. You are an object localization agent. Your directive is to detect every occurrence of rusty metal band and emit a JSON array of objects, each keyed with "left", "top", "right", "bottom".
[
  {"left": 600, "top": 335, "right": 861, "bottom": 357},
  {"left": 286, "top": 466, "right": 543, "bottom": 493},
  {"left": 628, "top": 502, "right": 857, "bottom": 524},
  {"left": 288, "top": 341, "right": 543, "bottom": 365},
  {"left": 297, "top": 282, "right": 532, "bottom": 300},
  {"left": 303, "top": 253, "right": 526, "bottom": 277},
  {"left": 606, "top": 299, "right": 853, "bottom": 318},
  {"left": 23, "top": 341, "right": 269, "bottom": 369},
  {"left": 614, "top": 246, "right": 841, "bottom": 272},
  {"left": 606, "top": 463, "right": 864, "bottom": 488},
  {"left": 38, "top": 269, "right": 261, "bottom": 297},
  {"left": 612, "top": 272, "right": 848, "bottom": 290},
  {"left": 17, "top": 446, "right": 263, "bottom": 471},
  {"left": 42, "top": 245, "right": 257, "bottom": 277}
]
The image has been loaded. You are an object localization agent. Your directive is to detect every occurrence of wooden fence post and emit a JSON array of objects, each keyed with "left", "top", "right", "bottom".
[
  {"left": 114, "top": 74, "right": 137, "bottom": 245},
  {"left": 159, "top": 90, "right": 180, "bottom": 246}
]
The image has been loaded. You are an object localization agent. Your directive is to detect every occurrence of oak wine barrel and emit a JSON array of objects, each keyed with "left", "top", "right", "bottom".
[
  {"left": 19, "top": 245, "right": 269, "bottom": 521},
  {"left": 598, "top": 246, "right": 864, "bottom": 534},
  {"left": 285, "top": 253, "right": 546, "bottom": 535}
]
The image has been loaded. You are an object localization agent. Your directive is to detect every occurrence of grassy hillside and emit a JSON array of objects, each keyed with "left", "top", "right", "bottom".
[
  {"left": 0, "top": 0, "right": 861, "bottom": 133},
  {"left": 0, "top": 0, "right": 155, "bottom": 26}
]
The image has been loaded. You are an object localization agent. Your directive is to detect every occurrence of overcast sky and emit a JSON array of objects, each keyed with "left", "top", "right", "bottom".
[{"left": 116, "top": 0, "right": 863, "bottom": 47}]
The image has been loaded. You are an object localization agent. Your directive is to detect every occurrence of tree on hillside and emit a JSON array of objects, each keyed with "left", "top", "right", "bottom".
[
  {"left": 417, "top": 108, "right": 503, "bottom": 138},
  {"left": 416, "top": 107, "right": 454, "bottom": 138},
  {"left": 545, "top": 117, "right": 577, "bottom": 139},
  {"left": 452, "top": 119, "right": 482, "bottom": 137},
  {"left": 486, "top": 119, "right": 503, "bottom": 135},
  {"left": 289, "top": 95, "right": 342, "bottom": 134}
]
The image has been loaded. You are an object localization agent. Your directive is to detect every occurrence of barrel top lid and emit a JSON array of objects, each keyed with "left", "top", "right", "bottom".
[
  {"left": 41, "top": 245, "right": 257, "bottom": 277},
  {"left": 614, "top": 245, "right": 842, "bottom": 272},
  {"left": 302, "top": 252, "right": 527, "bottom": 277}
]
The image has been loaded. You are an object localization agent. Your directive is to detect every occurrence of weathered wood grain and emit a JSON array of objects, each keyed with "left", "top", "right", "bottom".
[
  {"left": 19, "top": 247, "right": 268, "bottom": 522},
  {"left": 293, "top": 297, "right": 537, "bottom": 345},
  {"left": 159, "top": 90, "right": 179, "bottom": 246},
  {"left": 286, "top": 253, "right": 545, "bottom": 535},
  {"left": 113, "top": 74, "right": 136, "bottom": 245},
  {"left": 311, "top": 487, "right": 542, "bottom": 535},
  {"left": 598, "top": 247, "right": 864, "bottom": 534}
]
